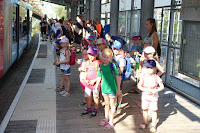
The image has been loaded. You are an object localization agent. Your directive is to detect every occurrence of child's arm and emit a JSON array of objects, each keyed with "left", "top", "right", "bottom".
[
  {"left": 156, "top": 61, "right": 164, "bottom": 77},
  {"left": 150, "top": 82, "right": 164, "bottom": 95},
  {"left": 119, "top": 67, "right": 125, "bottom": 74},
  {"left": 95, "top": 77, "right": 102, "bottom": 90},
  {"left": 115, "top": 74, "right": 122, "bottom": 96},
  {"left": 56, "top": 50, "right": 70, "bottom": 65},
  {"left": 137, "top": 80, "right": 150, "bottom": 93}
]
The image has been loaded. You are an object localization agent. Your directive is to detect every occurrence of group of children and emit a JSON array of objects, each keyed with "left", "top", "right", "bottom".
[{"left": 53, "top": 33, "right": 164, "bottom": 132}]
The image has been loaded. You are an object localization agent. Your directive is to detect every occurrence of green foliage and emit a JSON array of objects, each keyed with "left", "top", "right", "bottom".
[{"left": 54, "top": 5, "right": 67, "bottom": 19}]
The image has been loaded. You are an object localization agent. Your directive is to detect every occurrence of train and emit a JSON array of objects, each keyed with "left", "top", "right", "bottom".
[{"left": 0, "top": 0, "right": 32, "bottom": 78}]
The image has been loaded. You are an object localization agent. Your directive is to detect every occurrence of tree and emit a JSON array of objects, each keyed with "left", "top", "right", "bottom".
[{"left": 54, "top": 5, "right": 67, "bottom": 19}]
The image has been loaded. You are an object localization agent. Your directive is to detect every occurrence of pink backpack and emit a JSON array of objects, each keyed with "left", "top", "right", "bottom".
[{"left": 64, "top": 49, "right": 76, "bottom": 65}]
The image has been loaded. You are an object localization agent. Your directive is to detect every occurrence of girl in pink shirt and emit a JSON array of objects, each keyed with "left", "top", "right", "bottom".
[{"left": 138, "top": 59, "right": 164, "bottom": 133}]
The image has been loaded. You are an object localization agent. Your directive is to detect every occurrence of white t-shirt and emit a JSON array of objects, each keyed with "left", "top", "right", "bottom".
[
  {"left": 60, "top": 49, "right": 71, "bottom": 70},
  {"left": 114, "top": 54, "right": 126, "bottom": 68}
]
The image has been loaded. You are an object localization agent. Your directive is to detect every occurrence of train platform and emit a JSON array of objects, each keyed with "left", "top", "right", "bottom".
[{"left": 2, "top": 36, "right": 200, "bottom": 133}]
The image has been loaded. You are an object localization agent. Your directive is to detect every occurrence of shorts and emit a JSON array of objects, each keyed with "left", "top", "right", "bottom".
[
  {"left": 80, "top": 78, "right": 85, "bottom": 89},
  {"left": 74, "top": 35, "right": 82, "bottom": 44},
  {"left": 41, "top": 30, "right": 46, "bottom": 35},
  {"left": 61, "top": 68, "right": 71, "bottom": 75},
  {"left": 142, "top": 99, "right": 158, "bottom": 111},
  {"left": 85, "top": 87, "right": 100, "bottom": 98},
  {"left": 102, "top": 93, "right": 116, "bottom": 98}
]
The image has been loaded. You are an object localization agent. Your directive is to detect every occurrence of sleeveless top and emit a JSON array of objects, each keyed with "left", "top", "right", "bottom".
[{"left": 60, "top": 49, "right": 71, "bottom": 70}]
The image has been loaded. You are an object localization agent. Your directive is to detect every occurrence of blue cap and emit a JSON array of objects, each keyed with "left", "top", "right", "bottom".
[
  {"left": 88, "top": 35, "right": 95, "bottom": 41},
  {"left": 145, "top": 60, "right": 156, "bottom": 68},
  {"left": 112, "top": 40, "right": 122, "bottom": 49}
]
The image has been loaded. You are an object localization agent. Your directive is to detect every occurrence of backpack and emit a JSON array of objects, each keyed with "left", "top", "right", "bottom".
[
  {"left": 99, "top": 62, "right": 117, "bottom": 77},
  {"left": 114, "top": 56, "right": 132, "bottom": 81},
  {"left": 64, "top": 49, "right": 76, "bottom": 65}
]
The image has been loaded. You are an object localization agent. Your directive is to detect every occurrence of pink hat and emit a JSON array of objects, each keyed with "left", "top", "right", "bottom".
[{"left": 96, "top": 38, "right": 106, "bottom": 45}]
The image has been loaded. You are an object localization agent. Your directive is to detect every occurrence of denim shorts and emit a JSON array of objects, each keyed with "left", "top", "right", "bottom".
[
  {"left": 102, "top": 93, "right": 116, "bottom": 98},
  {"left": 61, "top": 68, "right": 71, "bottom": 75}
]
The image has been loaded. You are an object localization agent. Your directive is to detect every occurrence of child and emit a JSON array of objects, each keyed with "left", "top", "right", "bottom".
[
  {"left": 95, "top": 48, "right": 121, "bottom": 130},
  {"left": 96, "top": 38, "right": 107, "bottom": 62},
  {"left": 78, "top": 49, "right": 89, "bottom": 105},
  {"left": 87, "top": 35, "right": 96, "bottom": 48},
  {"left": 112, "top": 40, "right": 126, "bottom": 111},
  {"left": 141, "top": 46, "right": 164, "bottom": 77},
  {"left": 128, "top": 36, "right": 143, "bottom": 94},
  {"left": 54, "top": 37, "right": 71, "bottom": 97},
  {"left": 81, "top": 46, "right": 101, "bottom": 118},
  {"left": 137, "top": 59, "right": 164, "bottom": 132}
]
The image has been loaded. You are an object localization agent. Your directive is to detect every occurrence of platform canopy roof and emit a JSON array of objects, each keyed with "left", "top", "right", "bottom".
[{"left": 24, "top": 0, "right": 83, "bottom": 6}]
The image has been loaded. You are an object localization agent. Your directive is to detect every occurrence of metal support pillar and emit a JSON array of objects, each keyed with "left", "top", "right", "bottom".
[
  {"left": 94, "top": 0, "right": 101, "bottom": 21},
  {"left": 66, "top": 5, "right": 70, "bottom": 18},
  {"left": 110, "top": 0, "right": 119, "bottom": 36},
  {"left": 165, "top": 0, "right": 175, "bottom": 84},
  {"left": 84, "top": 0, "right": 90, "bottom": 20},
  {"left": 139, "top": 0, "right": 154, "bottom": 39},
  {"left": 90, "top": 0, "right": 95, "bottom": 21},
  {"left": 71, "top": 1, "right": 77, "bottom": 21}
]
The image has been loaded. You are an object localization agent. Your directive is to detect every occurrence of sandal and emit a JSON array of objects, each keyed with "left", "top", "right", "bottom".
[
  {"left": 150, "top": 126, "right": 157, "bottom": 133},
  {"left": 139, "top": 123, "right": 147, "bottom": 129},
  {"left": 55, "top": 87, "right": 63, "bottom": 92},
  {"left": 104, "top": 123, "right": 114, "bottom": 130},
  {"left": 99, "top": 119, "right": 108, "bottom": 126}
]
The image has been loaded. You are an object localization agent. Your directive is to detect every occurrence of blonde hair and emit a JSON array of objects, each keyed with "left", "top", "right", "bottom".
[{"left": 102, "top": 48, "right": 113, "bottom": 56}]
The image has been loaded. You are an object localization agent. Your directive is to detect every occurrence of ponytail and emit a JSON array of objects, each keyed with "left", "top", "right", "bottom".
[{"left": 147, "top": 18, "right": 157, "bottom": 37}]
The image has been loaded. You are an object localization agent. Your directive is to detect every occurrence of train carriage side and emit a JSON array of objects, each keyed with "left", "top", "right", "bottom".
[{"left": 0, "top": 0, "right": 31, "bottom": 78}]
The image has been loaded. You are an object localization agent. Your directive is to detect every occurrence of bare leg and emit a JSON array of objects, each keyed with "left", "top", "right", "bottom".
[
  {"left": 82, "top": 89, "right": 86, "bottom": 103},
  {"left": 93, "top": 96, "right": 99, "bottom": 110},
  {"left": 59, "top": 73, "right": 64, "bottom": 89},
  {"left": 86, "top": 95, "right": 92, "bottom": 109},
  {"left": 151, "top": 111, "right": 157, "bottom": 127},
  {"left": 64, "top": 75, "right": 70, "bottom": 93},
  {"left": 109, "top": 97, "right": 116, "bottom": 125},
  {"left": 143, "top": 109, "right": 148, "bottom": 124},
  {"left": 103, "top": 96, "right": 110, "bottom": 120}
]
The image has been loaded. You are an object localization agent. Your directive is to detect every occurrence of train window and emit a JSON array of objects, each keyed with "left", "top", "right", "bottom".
[
  {"left": 13, "top": 5, "right": 17, "bottom": 43},
  {"left": 19, "top": 1, "right": 27, "bottom": 38}
]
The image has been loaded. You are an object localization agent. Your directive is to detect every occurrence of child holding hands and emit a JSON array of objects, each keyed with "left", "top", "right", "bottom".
[
  {"left": 95, "top": 48, "right": 121, "bottom": 130},
  {"left": 138, "top": 59, "right": 164, "bottom": 133}
]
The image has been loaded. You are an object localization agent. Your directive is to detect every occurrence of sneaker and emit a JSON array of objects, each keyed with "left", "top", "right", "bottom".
[
  {"left": 62, "top": 91, "right": 70, "bottom": 97},
  {"left": 117, "top": 106, "right": 122, "bottom": 112},
  {"left": 99, "top": 119, "right": 108, "bottom": 126},
  {"left": 59, "top": 90, "right": 66, "bottom": 95},
  {"left": 81, "top": 110, "right": 92, "bottom": 116},
  {"left": 150, "top": 126, "right": 157, "bottom": 133},
  {"left": 90, "top": 111, "right": 98, "bottom": 118}
]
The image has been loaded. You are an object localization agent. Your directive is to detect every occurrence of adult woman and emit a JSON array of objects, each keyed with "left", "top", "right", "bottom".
[
  {"left": 145, "top": 18, "right": 161, "bottom": 59},
  {"left": 83, "top": 19, "right": 94, "bottom": 48}
]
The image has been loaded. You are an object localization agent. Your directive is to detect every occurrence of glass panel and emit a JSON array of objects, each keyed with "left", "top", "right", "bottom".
[
  {"left": 154, "top": 0, "right": 171, "bottom": 7},
  {"left": 101, "top": 3, "right": 110, "bottom": 14},
  {"left": 118, "top": 12, "right": 126, "bottom": 36},
  {"left": 173, "top": 9, "right": 182, "bottom": 46},
  {"left": 131, "top": 10, "right": 140, "bottom": 36},
  {"left": 134, "top": 0, "right": 141, "bottom": 9},
  {"left": 119, "top": 0, "right": 132, "bottom": 11},
  {"left": 126, "top": 11, "right": 131, "bottom": 37}
]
